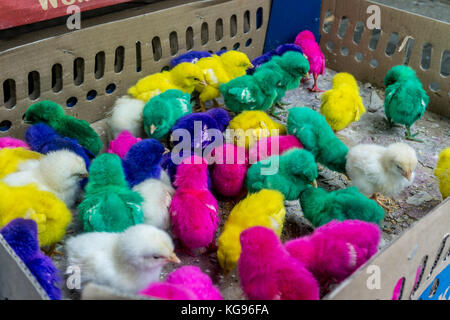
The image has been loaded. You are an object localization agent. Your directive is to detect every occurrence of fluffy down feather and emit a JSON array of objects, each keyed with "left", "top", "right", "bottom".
[
  {"left": 0, "top": 137, "right": 29, "bottom": 150},
  {"left": 140, "top": 266, "right": 222, "bottom": 300},
  {"left": 170, "top": 156, "right": 219, "bottom": 251},
  {"left": 218, "top": 189, "right": 285, "bottom": 272},
  {"left": 320, "top": 73, "right": 366, "bottom": 131},
  {"left": 299, "top": 186, "right": 385, "bottom": 227},
  {"left": 248, "top": 135, "right": 303, "bottom": 163},
  {"left": 78, "top": 153, "right": 144, "bottom": 232},
  {"left": 435, "top": 148, "right": 450, "bottom": 199},
  {"left": 238, "top": 226, "right": 319, "bottom": 300},
  {"left": 170, "top": 51, "right": 213, "bottom": 67},
  {"left": 246, "top": 148, "right": 318, "bottom": 201},
  {"left": 247, "top": 44, "right": 303, "bottom": 75},
  {"left": 285, "top": 220, "right": 380, "bottom": 292},
  {"left": 228, "top": 111, "right": 286, "bottom": 149},
  {"left": 0, "top": 147, "right": 42, "bottom": 179},
  {"left": 107, "top": 96, "right": 146, "bottom": 138},
  {"left": 0, "top": 182, "right": 72, "bottom": 246},
  {"left": 287, "top": 107, "right": 349, "bottom": 173},
  {"left": 0, "top": 219, "right": 62, "bottom": 300},
  {"left": 107, "top": 130, "right": 142, "bottom": 159}
]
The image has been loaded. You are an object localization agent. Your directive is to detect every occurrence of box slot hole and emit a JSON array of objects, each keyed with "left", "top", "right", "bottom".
[
  {"left": 409, "top": 255, "right": 428, "bottom": 299},
  {"left": 429, "top": 278, "right": 440, "bottom": 298},
  {"left": 385, "top": 32, "right": 400, "bottom": 57},
  {"left": 169, "top": 31, "right": 178, "bottom": 56},
  {"left": 216, "top": 19, "right": 223, "bottom": 41},
  {"left": 186, "top": 26, "right": 194, "bottom": 50},
  {"left": 403, "top": 38, "right": 415, "bottom": 66},
  {"left": 136, "top": 41, "right": 142, "bottom": 72},
  {"left": 323, "top": 11, "right": 334, "bottom": 34},
  {"left": 355, "top": 52, "right": 363, "bottom": 62},
  {"left": 392, "top": 277, "right": 406, "bottom": 300},
  {"left": 326, "top": 41, "right": 334, "bottom": 52},
  {"left": 95, "top": 51, "right": 105, "bottom": 80},
  {"left": 3, "top": 79, "right": 16, "bottom": 109},
  {"left": 52, "top": 64, "right": 63, "bottom": 93},
  {"left": 244, "top": 10, "right": 250, "bottom": 34},
  {"left": 152, "top": 37, "right": 162, "bottom": 62},
  {"left": 256, "top": 7, "right": 263, "bottom": 30},
  {"left": 87, "top": 90, "right": 97, "bottom": 101},
  {"left": 245, "top": 38, "right": 252, "bottom": 47},
  {"left": 421, "top": 43, "right": 432, "bottom": 70},
  {"left": 230, "top": 15, "right": 237, "bottom": 37},
  {"left": 28, "top": 71, "right": 40, "bottom": 100},
  {"left": 74, "top": 58, "right": 85, "bottom": 86},
  {"left": 66, "top": 97, "right": 77, "bottom": 108},
  {"left": 233, "top": 42, "right": 240, "bottom": 50},
  {"left": 337, "top": 16, "right": 349, "bottom": 39},
  {"left": 427, "top": 234, "right": 449, "bottom": 280},
  {"left": 369, "top": 29, "right": 382, "bottom": 51},
  {"left": 201, "top": 22, "right": 209, "bottom": 46},
  {"left": 106, "top": 83, "right": 116, "bottom": 94},
  {"left": 115, "top": 46, "right": 125, "bottom": 73},
  {"left": 341, "top": 47, "right": 349, "bottom": 56},
  {"left": 0, "top": 120, "right": 11, "bottom": 132},
  {"left": 441, "top": 50, "right": 450, "bottom": 77},
  {"left": 353, "top": 21, "right": 365, "bottom": 44}
]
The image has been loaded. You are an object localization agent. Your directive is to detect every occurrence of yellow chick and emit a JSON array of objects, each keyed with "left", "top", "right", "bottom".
[
  {"left": 217, "top": 189, "right": 286, "bottom": 273},
  {"left": 320, "top": 73, "right": 366, "bottom": 132},
  {"left": 128, "top": 62, "right": 206, "bottom": 102},
  {"left": 0, "top": 182, "right": 72, "bottom": 247},
  {"left": 228, "top": 111, "right": 287, "bottom": 149},
  {"left": 0, "top": 147, "right": 42, "bottom": 179},
  {"left": 435, "top": 148, "right": 450, "bottom": 199},
  {"left": 195, "top": 51, "right": 253, "bottom": 110}
]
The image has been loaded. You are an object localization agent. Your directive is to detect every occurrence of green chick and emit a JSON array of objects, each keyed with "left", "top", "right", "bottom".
[
  {"left": 384, "top": 65, "right": 429, "bottom": 142},
  {"left": 78, "top": 153, "right": 144, "bottom": 233},
  {"left": 143, "top": 89, "right": 192, "bottom": 140},
  {"left": 24, "top": 100, "right": 102, "bottom": 155},
  {"left": 287, "top": 107, "right": 349, "bottom": 173},
  {"left": 246, "top": 148, "right": 318, "bottom": 201},
  {"left": 299, "top": 185, "right": 385, "bottom": 227},
  {"left": 219, "top": 68, "right": 283, "bottom": 113}
]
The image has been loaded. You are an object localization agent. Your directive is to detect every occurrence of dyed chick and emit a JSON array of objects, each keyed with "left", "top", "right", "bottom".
[
  {"left": 25, "top": 123, "right": 93, "bottom": 169},
  {"left": 210, "top": 143, "right": 248, "bottom": 197},
  {"left": 384, "top": 65, "right": 429, "bottom": 141},
  {"left": 140, "top": 266, "right": 222, "bottom": 300},
  {"left": 294, "top": 30, "right": 326, "bottom": 92},
  {"left": 218, "top": 189, "right": 285, "bottom": 273},
  {"left": 246, "top": 148, "right": 318, "bottom": 201},
  {"left": 194, "top": 51, "right": 253, "bottom": 110},
  {"left": 435, "top": 148, "right": 450, "bottom": 199},
  {"left": 78, "top": 153, "right": 144, "bottom": 232},
  {"left": 170, "top": 51, "right": 213, "bottom": 67},
  {"left": 299, "top": 185, "right": 385, "bottom": 227},
  {"left": 107, "top": 96, "right": 146, "bottom": 138},
  {"left": 219, "top": 68, "right": 283, "bottom": 113},
  {"left": 320, "top": 73, "right": 366, "bottom": 131},
  {"left": 171, "top": 108, "right": 230, "bottom": 152},
  {"left": 346, "top": 143, "right": 417, "bottom": 207},
  {"left": 106, "top": 130, "right": 142, "bottom": 159},
  {"left": 248, "top": 135, "right": 303, "bottom": 163},
  {"left": 128, "top": 62, "right": 206, "bottom": 102},
  {"left": 24, "top": 100, "right": 102, "bottom": 155},
  {"left": 170, "top": 156, "right": 219, "bottom": 253},
  {"left": 287, "top": 107, "right": 349, "bottom": 173},
  {"left": 1, "top": 219, "right": 62, "bottom": 299},
  {"left": 3, "top": 150, "right": 88, "bottom": 207},
  {"left": 66, "top": 224, "right": 180, "bottom": 294},
  {"left": 143, "top": 89, "right": 192, "bottom": 140},
  {"left": 0, "top": 182, "right": 72, "bottom": 247},
  {"left": 238, "top": 226, "right": 319, "bottom": 300},
  {"left": 285, "top": 220, "right": 380, "bottom": 292},
  {"left": 0, "top": 147, "right": 42, "bottom": 179},
  {"left": 123, "top": 139, "right": 174, "bottom": 230},
  {"left": 228, "top": 111, "right": 286, "bottom": 149},
  {"left": 0, "top": 137, "right": 29, "bottom": 150}
]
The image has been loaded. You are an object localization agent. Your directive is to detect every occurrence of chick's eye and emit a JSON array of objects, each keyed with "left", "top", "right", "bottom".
[
  {"left": 152, "top": 255, "right": 162, "bottom": 259},
  {"left": 194, "top": 77, "right": 199, "bottom": 81}
]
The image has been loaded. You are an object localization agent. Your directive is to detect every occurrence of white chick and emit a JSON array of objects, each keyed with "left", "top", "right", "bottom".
[
  {"left": 66, "top": 224, "right": 180, "bottom": 294},
  {"left": 2, "top": 150, "right": 88, "bottom": 207},
  {"left": 346, "top": 142, "right": 417, "bottom": 207},
  {"left": 107, "top": 95, "right": 146, "bottom": 138},
  {"left": 132, "top": 171, "right": 175, "bottom": 230}
]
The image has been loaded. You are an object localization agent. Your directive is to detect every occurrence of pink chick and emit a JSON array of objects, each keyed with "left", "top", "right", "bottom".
[
  {"left": 238, "top": 226, "right": 319, "bottom": 300},
  {"left": 294, "top": 30, "right": 326, "bottom": 92},
  {"left": 210, "top": 143, "right": 248, "bottom": 197},
  {"left": 140, "top": 266, "right": 222, "bottom": 300},
  {"left": 107, "top": 130, "right": 142, "bottom": 159},
  {"left": 0, "top": 137, "right": 29, "bottom": 150},
  {"left": 285, "top": 220, "right": 380, "bottom": 292},
  {"left": 170, "top": 156, "right": 219, "bottom": 253},
  {"left": 248, "top": 135, "right": 303, "bottom": 163}
]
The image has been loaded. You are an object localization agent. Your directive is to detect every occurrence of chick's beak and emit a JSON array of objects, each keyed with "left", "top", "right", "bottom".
[
  {"left": 163, "top": 148, "right": 170, "bottom": 155},
  {"left": 80, "top": 173, "right": 89, "bottom": 179},
  {"left": 166, "top": 252, "right": 181, "bottom": 264},
  {"left": 200, "top": 80, "right": 208, "bottom": 86},
  {"left": 403, "top": 170, "right": 412, "bottom": 181},
  {"left": 150, "top": 124, "right": 157, "bottom": 135},
  {"left": 311, "top": 180, "right": 318, "bottom": 188},
  {"left": 249, "top": 63, "right": 255, "bottom": 69}
]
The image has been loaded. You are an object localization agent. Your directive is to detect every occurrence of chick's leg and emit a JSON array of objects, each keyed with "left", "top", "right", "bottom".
[
  {"left": 308, "top": 74, "right": 325, "bottom": 93},
  {"left": 43, "top": 244, "right": 63, "bottom": 257},
  {"left": 370, "top": 194, "right": 391, "bottom": 212},
  {"left": 212, "top": 99, "right": 224, "bottom": 109},
  {"left": 405, "top": 126, "right": 423, "bottom": 143}
]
